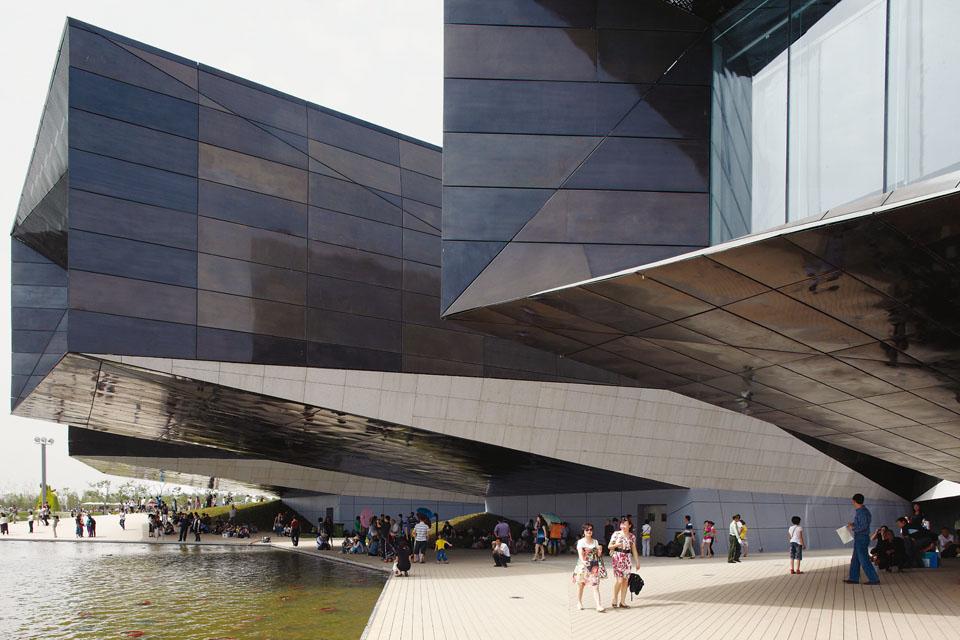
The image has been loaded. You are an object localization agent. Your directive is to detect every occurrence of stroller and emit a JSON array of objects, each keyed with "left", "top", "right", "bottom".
[{"left": 380, "top": 534, "right": 400, "bottom": 563}]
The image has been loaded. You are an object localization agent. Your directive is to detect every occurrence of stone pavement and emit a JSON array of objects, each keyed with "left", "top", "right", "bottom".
[
  {"left": 268, "top": 539, "right": 960, "bottom": 640},
  {"left": 6, "top": 519, "right": 958, "bottom": 639}
]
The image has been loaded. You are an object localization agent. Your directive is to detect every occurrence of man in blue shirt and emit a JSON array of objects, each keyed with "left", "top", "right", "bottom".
[{"left": 844, "top": 493, "right": 880, "bottom": 585}]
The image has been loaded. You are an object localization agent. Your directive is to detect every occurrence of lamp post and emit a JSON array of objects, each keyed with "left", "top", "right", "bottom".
[{"left": 33, "top": 437, "right": 54, "bottom": 507}]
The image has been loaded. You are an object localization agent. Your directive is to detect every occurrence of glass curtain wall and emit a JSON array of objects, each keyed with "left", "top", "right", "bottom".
[
  {"left": 711, "top": 0, "right": 960, "bottom": 244},
  {"left": 886, "top": 0, "right": 960, "bottom": 188}
]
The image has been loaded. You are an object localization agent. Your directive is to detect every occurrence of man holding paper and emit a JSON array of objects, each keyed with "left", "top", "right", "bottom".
[{"left": 843, "top": 493, "right": 880, "bottom": 585}]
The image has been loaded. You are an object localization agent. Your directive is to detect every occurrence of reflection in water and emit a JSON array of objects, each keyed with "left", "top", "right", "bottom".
[{"left": 0, "top": 542, "right": 384, "bottom": 640}]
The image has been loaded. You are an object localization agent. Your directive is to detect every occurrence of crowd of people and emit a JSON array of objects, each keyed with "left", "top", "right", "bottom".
[{"left": 859, "top": 501, "right": 957, "bottom": 577}]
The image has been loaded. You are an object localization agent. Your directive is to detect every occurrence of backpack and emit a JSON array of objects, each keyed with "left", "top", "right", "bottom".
[{"left": 628, "top": 573, "right": 645, "bottom": 598}]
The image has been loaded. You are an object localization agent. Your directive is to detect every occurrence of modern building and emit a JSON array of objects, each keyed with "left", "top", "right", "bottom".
[{"left": 12, "top": 1, "right": 960, "bottom": 549}]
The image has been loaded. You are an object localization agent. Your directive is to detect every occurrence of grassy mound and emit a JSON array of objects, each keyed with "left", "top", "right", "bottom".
[
  {"left": 427, "top": 512, "right": 524, "bottom": 547},
  {"left": 192, "top": 500, "right": 309, "bottom": 533}
]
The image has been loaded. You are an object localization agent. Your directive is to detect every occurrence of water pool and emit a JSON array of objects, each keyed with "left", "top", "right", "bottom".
[{"left": 0, "top": 541, "right": 385, "bottom": 639}]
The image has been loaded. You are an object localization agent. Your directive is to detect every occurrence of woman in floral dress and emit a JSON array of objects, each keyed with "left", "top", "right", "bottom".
[
  {"left": 572, "top": 523, "right": 605, "bottom": 612},
  {"left": 608, "top": 518, "right": 639, "bottom": 607}
]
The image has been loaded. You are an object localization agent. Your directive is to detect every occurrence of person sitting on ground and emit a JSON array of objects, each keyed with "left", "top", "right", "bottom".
[
  {"left": 317, "top": 531, "right": 331, "bottom": 551},
  {"left": 895, "top": 517, "right": 920, "bottom": 567},
  {"left": 914, "top": 527, "right": 937, "bottom": 557},
  {"left": 874, "top": 529, "right": 906, "bottom": 572},
  {"left": 394, "top": 539, "right": 412, "bottom": 577},
  {"left": 938, "top": 527, "right": 957, "bottom": 558},
  {"left": 492, "top": 537, "right": 511, "bottom": 567}
]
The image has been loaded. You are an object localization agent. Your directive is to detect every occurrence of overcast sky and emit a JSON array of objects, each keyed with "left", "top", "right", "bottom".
[{"left": 0, "top": 0, "right": 442, "bottom": 494}]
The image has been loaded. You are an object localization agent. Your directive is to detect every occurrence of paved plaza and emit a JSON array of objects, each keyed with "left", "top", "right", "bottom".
[
  {"left": 5, "top": 516, "right": 959, "bottom": 639},
  {"left": 270, "top": 542, "right": 960, "bottom": 640}
]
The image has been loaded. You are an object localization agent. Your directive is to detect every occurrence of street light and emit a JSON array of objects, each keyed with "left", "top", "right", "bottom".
[{"left": 33, "top": 437, "right": 54, "bottom": 507}]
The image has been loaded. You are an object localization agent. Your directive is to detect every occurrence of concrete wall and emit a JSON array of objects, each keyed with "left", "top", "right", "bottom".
[{"left": 487, "top": 489, "right": 908, "bottom": 553}]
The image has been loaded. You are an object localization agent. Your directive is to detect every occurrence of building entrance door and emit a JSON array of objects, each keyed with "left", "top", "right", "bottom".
[{"left": 639, "top": 504, "right": 668, "bottom": 546}]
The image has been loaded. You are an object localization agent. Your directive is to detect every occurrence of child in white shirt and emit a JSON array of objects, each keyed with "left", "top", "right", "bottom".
[{"left": 788, "top": 516, "right": 805, "bottom": 574}]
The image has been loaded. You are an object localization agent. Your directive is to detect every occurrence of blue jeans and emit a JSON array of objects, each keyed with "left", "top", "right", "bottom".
[{"left": 849, "top": 534, "right": 879, "bottom": 583}]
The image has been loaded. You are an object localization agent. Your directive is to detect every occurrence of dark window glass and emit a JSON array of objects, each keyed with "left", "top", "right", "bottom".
[
  {"left": 307, "top": 274, "right": 401, "bottom": 320},
  {"left": 69, "top": 310, "right": 197, "bottom": 358},
  {"left": 403, "top": 324, "right": 484, "bottom": 363},
  {"left": 71, "top": 270, "right": 197, "bottom": 325},
  {"left": 611, "top": 84, "right": 710, "bottom": 139},
  {"left": 402, "top": 292, "right": 449, "bottom": 330},
  {"left": 200, "top": 106, "right": 308, "bottom": 169},
  {"left": 564, "top": 137, "right": 708, "bottom": 192},
  {"left": 308, "top": 207, "right": 402, "bottom": 257},
  {"left": 199, "top": 217, "right": 307, "bottom": 271},
  {"left": 400, "top": 169, "right": 441, "bottom": 207},
  {"left": 198, "top": 253, "right": 307, "bottom": 306},
  {"left": 597, "top": 29, "right": 702, "bottom": 83},
  {"left": 444, "top": 79, "right": 643, "bottom": 136},
  {"left": 307, "top": 241, "right": 402, "bottom": 289},
  {"left": 199, "top": 143, "right": 308, "bottom": 203},
  {"left": 403, "top": 354, "right": 482, "bottom": 377},
  {"left": 70, "top": 68, "right": 198, "bottom": 139},
  {"left": 512, "top": 189, "right": 708, "bottom": 245},
  {"left": 596, "top": 0, "right": 705, "bottom": 31},
  {"left": 70, "top": 109, "right": 198, "bottom": 175},
  {"left": 11, "top": 308, "right": 65, "bottom": 331},
  {"left": 402, "top": 229, "right": 440, "bottom": 266},
  {"left": 442, "top": 187, "right": 552, "bottom": 241},
  {"left": 198, "top": 180, "right": 307, "bottom": 237},
  {"left": 70, "top": 190, "right": 198, "bottom": 251},
  {"left": 445, "top": 25, "right": 597, "bottom": 81},
  {"left": 399, "top": 141, "right": 441, "bottom": 179},
  {"left": 445, "top": 0, "right": 597, "bottom": 27},
  {"left": 69, "top": 26, "right": 197, "bottom": 101},
  {"left": 12, "top": 330, "right": 56, "bottom": 354},
  {"left": 197, "top": 290, "right": 306, "bottom": 340},
  {"left": 306, "top": 308, "right": 401, "bottom": 353},
  {"left": 10, "top": 284, "right": 67, "bottom": 309},
  {"left": 198, "top": 327, "right": 307, "bottom": 365},
  {"left": 483, "top": 338, "right": 558, "bottom": 375},
  {"left": 307, "top": 341, "right": 401, "bottom": 372},
  {"left": 307, "top": 107, "right": 399, "bottom": 165},
  {"left": 70, "top": 149, "right": 198, "bottom": 213},
  {"left": 12, "top": 353, "right": 42, "bottom": 375},
  {"left": 308, "top": 174, "right": 401, "bottom": 225},
  {"left": 443, "top": 133, "right": 599, "bottom": 188},
  {"left": 70, "top": 230, "right": 197, "bottom": 287},
  {"left": 199, "top": 70, "right": 306, "bottom": 135},
  {"left": 11, "top": 262, "right": 66, "bottom": 286},
  {"left": 402, "top": 260, "right": 440, "bottom": 296},
  {"left": 308, "top": 140, "right": 401, "bottom": 195}
]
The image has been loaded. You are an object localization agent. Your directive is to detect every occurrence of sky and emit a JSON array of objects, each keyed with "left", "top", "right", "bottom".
[{"left": 0, "top": 0, "right": 443, "bottom": 494}]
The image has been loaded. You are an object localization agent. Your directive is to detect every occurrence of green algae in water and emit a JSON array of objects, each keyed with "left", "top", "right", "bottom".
[{"left": 0, "top": 542, "right": 385, "bottom": 640}]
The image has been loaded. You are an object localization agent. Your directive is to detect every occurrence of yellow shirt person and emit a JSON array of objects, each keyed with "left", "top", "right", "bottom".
[{"left": 435, "top": 536, "right": 451, "bottom": 563}]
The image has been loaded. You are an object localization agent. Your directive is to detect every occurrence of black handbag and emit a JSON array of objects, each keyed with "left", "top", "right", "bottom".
[{"left": 628, "top": 573, "right": 645, "bottom": 597}]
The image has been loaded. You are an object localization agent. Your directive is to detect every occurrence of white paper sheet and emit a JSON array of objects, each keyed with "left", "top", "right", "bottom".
[{"left": 836, "top": 525, "right": 853, "bottom": 544}]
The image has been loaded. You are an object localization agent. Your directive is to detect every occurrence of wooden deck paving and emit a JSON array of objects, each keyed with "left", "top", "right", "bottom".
[{"left": 271, "top": 542, "right": 960, "bottom": 640}]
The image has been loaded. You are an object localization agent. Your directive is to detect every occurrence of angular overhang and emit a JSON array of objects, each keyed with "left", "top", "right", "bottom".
[
  {"left": 445, "top": 175, "right": 960, "bottom": 482},
  {"left": 17, "top": 353, "right": 680, "bottom": 498}
]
